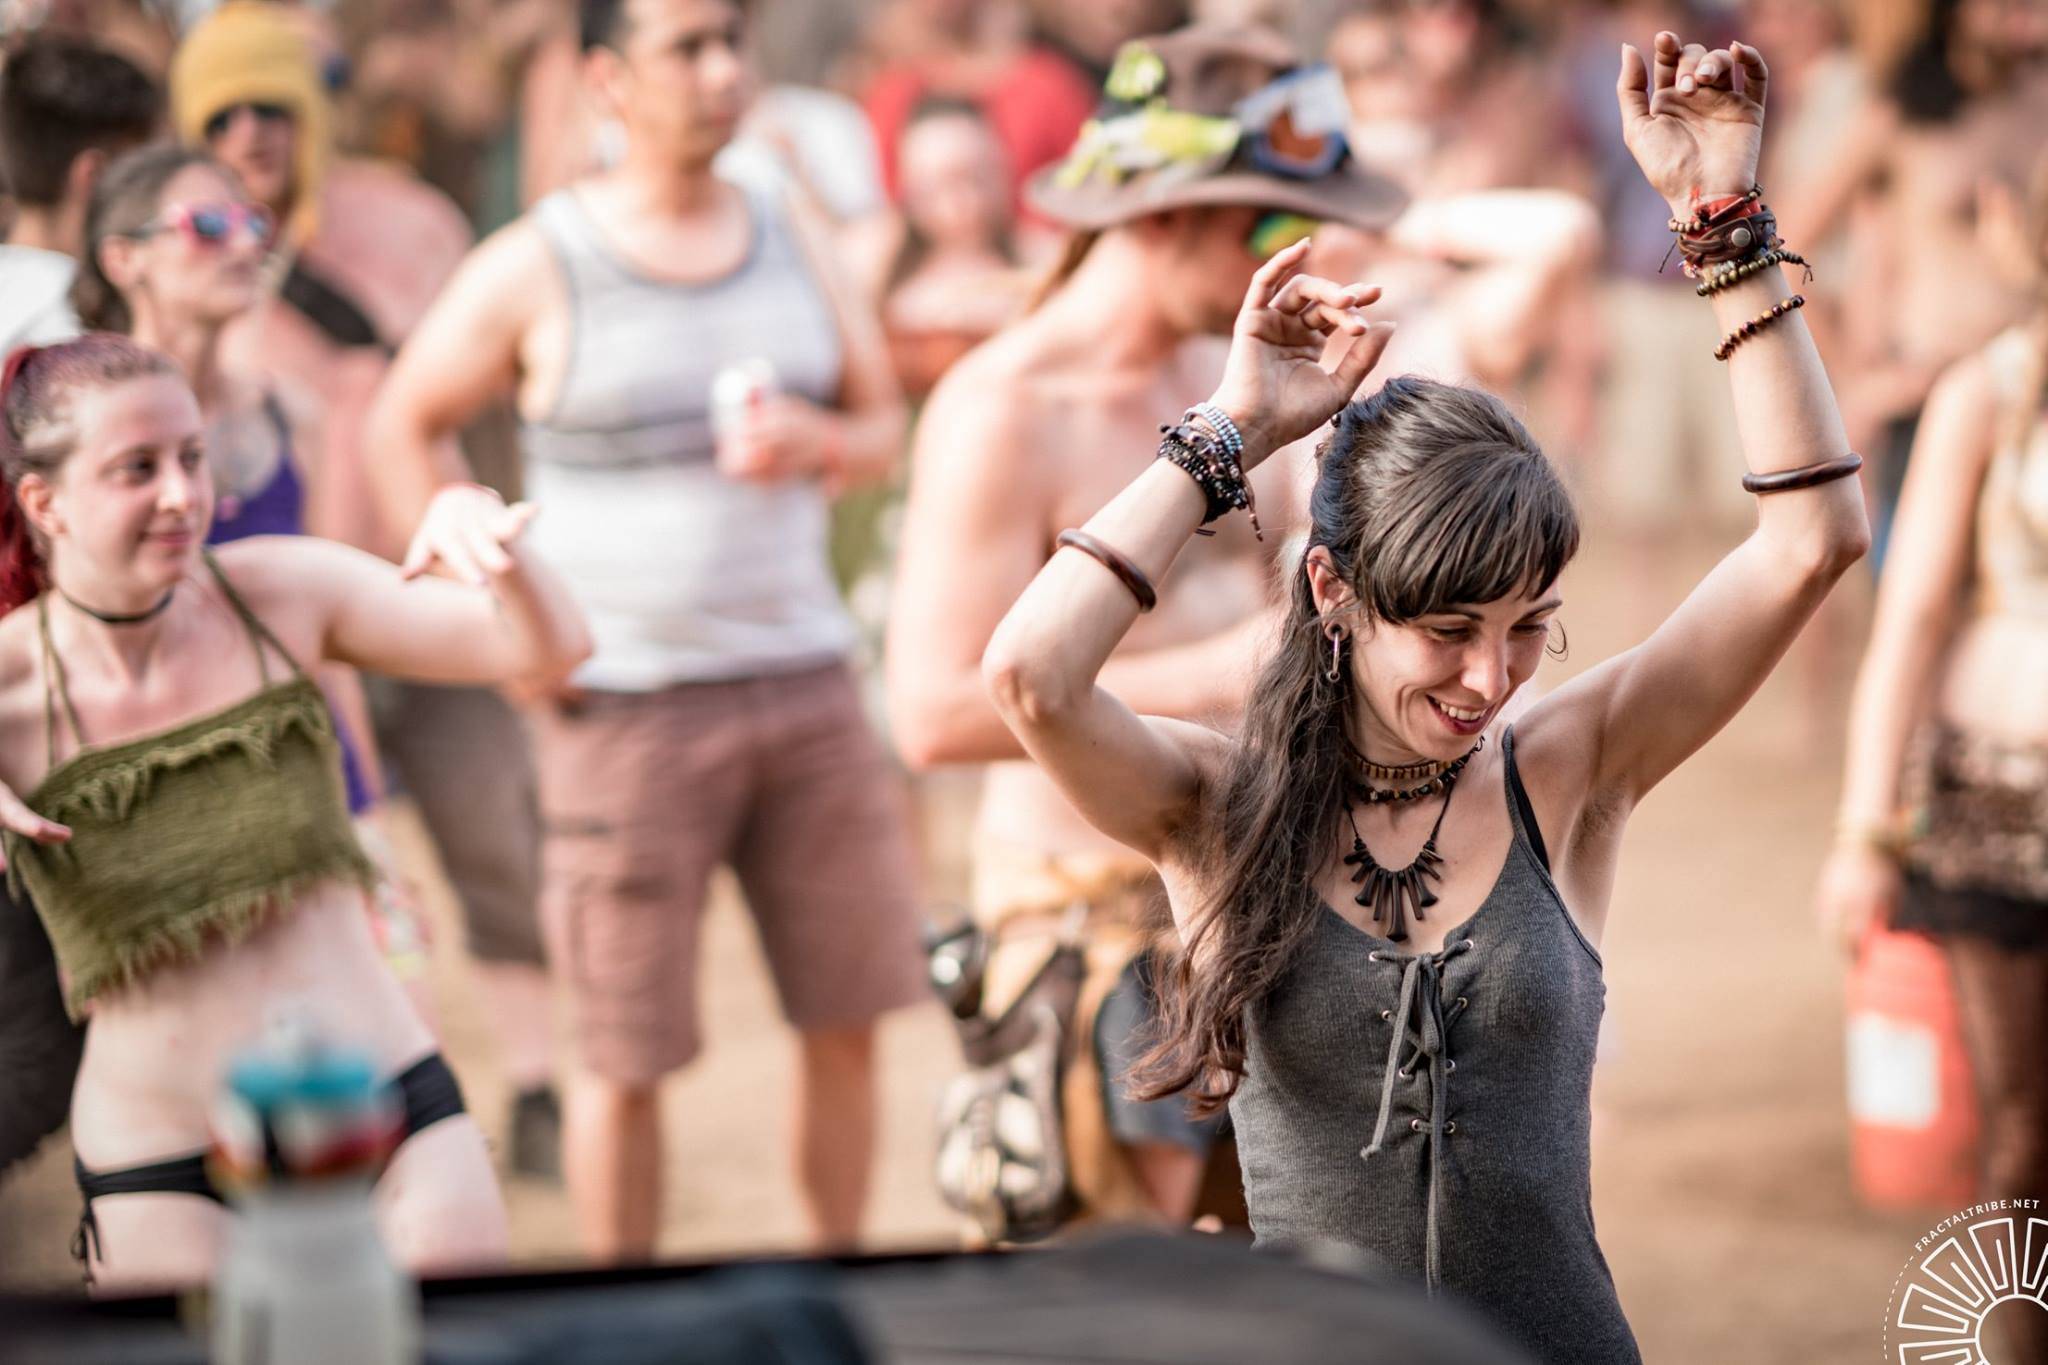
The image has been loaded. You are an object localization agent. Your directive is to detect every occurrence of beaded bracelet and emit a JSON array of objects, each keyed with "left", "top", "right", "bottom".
[
  {"left": 1714, "top": 293, "right": 1805, "bottom": 362},
  {"left": 1158, "top": 422, "right": 1263, "bottom": 540},
  {"left": 1187, "top": 401, "right": 1244, "bottom": 461},
  {"left": 1695, "top": 247, "right": 1812, "bottom": 298}
]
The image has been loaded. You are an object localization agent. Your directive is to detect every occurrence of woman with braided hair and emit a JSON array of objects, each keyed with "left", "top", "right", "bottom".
[{"left": 982, "top": 32, "right": 1867, "bottom": 1361}]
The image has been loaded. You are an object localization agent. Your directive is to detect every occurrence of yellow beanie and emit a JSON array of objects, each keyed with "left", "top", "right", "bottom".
[{"left": 170, "top": 2, "right": 329, "bottom": 245}]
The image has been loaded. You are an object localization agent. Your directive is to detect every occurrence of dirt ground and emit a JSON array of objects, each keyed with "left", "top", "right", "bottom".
[{"left": 0, "top": 533, "right": 1942, "bottom": 1361}]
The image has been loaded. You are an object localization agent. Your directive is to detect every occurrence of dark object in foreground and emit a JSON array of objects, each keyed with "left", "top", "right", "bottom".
[
  {"left": 0, "top": 1229, "right": 1532, "bottom": 1364},
  {"left": 0, "top": 884, "right": 82, "bottom": 1176}
]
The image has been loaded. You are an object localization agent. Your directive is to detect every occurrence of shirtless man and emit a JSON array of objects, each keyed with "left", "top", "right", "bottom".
[
  {"left": 367, "top": 0, "right": 924, "bottom": 1260},
  {"left": 1785, "top": 0, "right": 2048, "bottom": 561},
  {"left": 886, "top": 27, "right": 1406, "bottom": 1228}
]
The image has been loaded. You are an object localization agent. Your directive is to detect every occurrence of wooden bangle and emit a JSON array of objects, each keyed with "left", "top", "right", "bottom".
[
  {"left": 1741, "top": 453, "right": 1863, "bottom": 496},
  {"left": 1056, "top": 529, "right": 1157, "bottom": 612}
]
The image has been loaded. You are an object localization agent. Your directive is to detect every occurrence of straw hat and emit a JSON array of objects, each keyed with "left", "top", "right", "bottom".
[{"left": 1027, "top": 25, "right": 1409, "bottom": 232}]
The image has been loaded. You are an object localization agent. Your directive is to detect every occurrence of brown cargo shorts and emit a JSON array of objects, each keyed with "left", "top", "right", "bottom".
[{"left": 530, "top": 662, "right": 927, "bottom": 1084}]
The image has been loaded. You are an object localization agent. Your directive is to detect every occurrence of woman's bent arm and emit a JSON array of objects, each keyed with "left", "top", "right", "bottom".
[
  {"left": 984, "top": 244, "right": 1392, "bottom": 859},
  {"left": 227, "top": 534, "right": 592, "bottom": 688},
  {"left": 982, "top": 459, "right": 1236, "bottom": 859}
]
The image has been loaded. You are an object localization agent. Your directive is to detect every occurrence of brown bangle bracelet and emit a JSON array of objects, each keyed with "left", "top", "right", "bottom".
[
  {"left": 1056, "top": 529, "right": 1158, "bottom": 612},
  {"left": 1741, "top": 453, "right": 1864, "bottom": 495}
]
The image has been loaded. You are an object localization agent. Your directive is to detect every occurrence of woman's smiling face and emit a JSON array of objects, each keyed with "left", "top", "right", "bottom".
[{"left": 1309, "top": 543, "right": 1560, "bottom": 761}]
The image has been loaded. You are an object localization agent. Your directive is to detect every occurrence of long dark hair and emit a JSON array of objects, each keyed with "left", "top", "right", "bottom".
[
  {"left": 72, "top": 142, "right": 224, "bottom": 335},
  {"left": 1133, "top": 376, "right": 1580, "bottom": 1114},
  {"left": 0, "top": 336, "right": 182, "bottom": 613}
]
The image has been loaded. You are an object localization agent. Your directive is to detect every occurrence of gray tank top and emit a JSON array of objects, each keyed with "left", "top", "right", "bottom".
[
  {"left": 1230, "top": 729, "right": 1640, "bottom": 1363},
  {"left": 520, "top": 182, "right": 855, "bottom": 690}
]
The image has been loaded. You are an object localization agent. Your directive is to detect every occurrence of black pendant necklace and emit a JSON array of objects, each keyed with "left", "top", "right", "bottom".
[
  {"left": 60, "top": 585, "right": 176, "bottom": 625},
  {"left": 1341, "top": 739, "right": 1481, "bottom": 942}
]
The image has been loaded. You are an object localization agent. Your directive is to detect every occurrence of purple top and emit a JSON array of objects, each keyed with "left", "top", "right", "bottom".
[{"left": 205, "top": 397, "right": 374, "bottom": 815}]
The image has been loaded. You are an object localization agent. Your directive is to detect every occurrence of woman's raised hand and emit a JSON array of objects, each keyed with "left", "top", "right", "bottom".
[
  {"left": 1617, "top": 31, "right": 1767, "bottom": 217},
  {"left": 1207, "top": 239, "right": 1395, "bottom": 466}
]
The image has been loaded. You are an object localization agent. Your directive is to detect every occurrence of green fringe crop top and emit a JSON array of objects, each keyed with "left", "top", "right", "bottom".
[{"left": 3, "top": 555, "right": 374, "bottom": 1020}]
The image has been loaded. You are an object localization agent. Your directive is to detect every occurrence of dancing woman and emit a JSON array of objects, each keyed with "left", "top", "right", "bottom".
[
  {"left": 0, "top": 333, "right": 589, "bottom": 1289},
  {"left": 1817, "top": 148, "right": 2048, "bottom": 1359},
  {"left": 982, "top": 33, "right": 1866, "bottom": 1361}
]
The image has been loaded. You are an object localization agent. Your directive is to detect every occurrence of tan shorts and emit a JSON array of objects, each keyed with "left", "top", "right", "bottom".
[{"left": 531, "top": 663, "right": 926, "bottom": 1084}]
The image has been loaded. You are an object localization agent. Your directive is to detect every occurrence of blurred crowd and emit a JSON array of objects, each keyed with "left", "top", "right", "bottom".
[{"left": 3, "top": 0, "right": 2047, "bottom": 1304}]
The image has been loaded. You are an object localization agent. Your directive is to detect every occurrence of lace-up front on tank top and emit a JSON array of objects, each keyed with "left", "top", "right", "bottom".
[
  {"left": 3, "top": 555, "right": 373, "bottom": 1019},
  {"left": 1230, "top": 729, "right": 1641, "bottom": 1363}
]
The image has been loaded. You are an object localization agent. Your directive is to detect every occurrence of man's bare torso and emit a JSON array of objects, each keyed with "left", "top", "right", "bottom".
[
  {"left": 960, "top": 312, "right": 1300, "bottom": 859},
  {"left": 1883, "top": 75, "right": 2048, "bottom": 372}
]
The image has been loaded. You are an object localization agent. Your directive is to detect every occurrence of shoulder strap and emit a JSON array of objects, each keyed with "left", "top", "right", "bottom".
[
  {"left": 202, "top": 551, "right": 304, "bottom": 685},
  {"left": 1500, "top": 727, "right": 1550, "bottom": 873},
  {"left": 278, "top": 259, "right": 392, "bottom": 356},
  {"left": 35, "top": 597, "right": 85, "bottom": 766}
]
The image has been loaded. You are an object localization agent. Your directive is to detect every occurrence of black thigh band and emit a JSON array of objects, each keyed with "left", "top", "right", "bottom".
[
  {"left": 71, "top": 1052, "right": 469, "bottom": 1275},
  {"left": 393, "top": 1052, "right": 468, "bottom": 1135}
]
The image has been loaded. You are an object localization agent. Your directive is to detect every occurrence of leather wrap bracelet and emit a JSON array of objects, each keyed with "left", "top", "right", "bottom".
[{"left": 1056, "top": 529, "right": 1158, "bottom": 612}]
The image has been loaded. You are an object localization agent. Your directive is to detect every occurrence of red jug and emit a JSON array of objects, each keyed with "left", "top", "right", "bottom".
[{"left": 1845, "top": 928, "right": 1980, "bottom": 1210}]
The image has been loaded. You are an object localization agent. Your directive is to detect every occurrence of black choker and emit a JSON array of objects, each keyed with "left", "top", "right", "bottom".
[{"left": 60, "top": 585, "right": 176, "bottom": 625}]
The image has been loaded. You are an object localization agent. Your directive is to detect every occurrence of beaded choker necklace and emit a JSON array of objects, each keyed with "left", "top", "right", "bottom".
[{"left": 1343, "top": 735, "right": 1483, "bottom": 806}]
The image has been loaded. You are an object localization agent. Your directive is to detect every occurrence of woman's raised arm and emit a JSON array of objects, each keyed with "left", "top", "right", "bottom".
[
  {"left": 1542, "top": 34, "right": 1870, "bottom": 804},
  {"left": 229, "top": 504, "right": 591, "bottom": 691},
  {"left": 982, "top": 244, "right": 1393, "bottom": 860}
]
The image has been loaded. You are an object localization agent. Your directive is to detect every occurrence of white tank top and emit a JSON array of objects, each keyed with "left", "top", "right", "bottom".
[{"left": 521, "top": 181, "right": 855, "bottom": 689}]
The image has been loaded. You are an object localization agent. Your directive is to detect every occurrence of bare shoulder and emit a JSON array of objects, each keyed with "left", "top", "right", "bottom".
[
  {"left": 1501, "top": 684, "right": 1624, "bottom": 856},
  {"left": 1906, "top": 346, "right": 2004, "bottom": 477},
  {"left": 0, "top": 604, "right": 45, "bottom": 695},
  {"left": 0, "top": 607, "right": 44, "bottom": 791},
  {"left": 204, "top": 538, "right": 362, "bottom": 621},
  {"left": 913, "top": 329, "right": 1058, "bottom": 470},
  {"left": 456, "top": 216, "right": 555, "bottom": 297}
]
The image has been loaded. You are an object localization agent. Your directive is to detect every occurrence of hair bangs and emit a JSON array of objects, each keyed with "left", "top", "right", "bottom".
[{"left": 1358, "top": 444, "right": 1578, "bottom": 623}]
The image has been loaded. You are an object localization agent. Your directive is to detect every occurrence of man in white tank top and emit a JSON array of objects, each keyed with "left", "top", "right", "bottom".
[{"left": 367, "top": 0, "right": 923, "bottom": 1262}]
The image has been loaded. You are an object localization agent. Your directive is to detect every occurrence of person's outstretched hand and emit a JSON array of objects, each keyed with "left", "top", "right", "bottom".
[
  {"left": 1207, "top": 238, "right": 1395, "bottom": 467},
  {"left": 400, "top": 483, "right": 540, "bottom": 586},
  {"left": 1617, "top": 31, "right": 1767, "bottom": 217}
]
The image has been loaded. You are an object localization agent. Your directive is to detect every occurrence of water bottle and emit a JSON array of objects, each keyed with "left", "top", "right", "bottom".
[{"left": 209, "top": 1019, "right": 417, "bottom": 1365}]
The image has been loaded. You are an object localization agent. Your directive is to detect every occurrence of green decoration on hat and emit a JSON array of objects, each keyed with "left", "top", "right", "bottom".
[{"left": 1105, "top": 42, "right": 1167, "bottom": 103}]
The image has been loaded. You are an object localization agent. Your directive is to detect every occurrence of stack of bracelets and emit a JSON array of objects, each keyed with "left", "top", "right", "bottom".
[
  {"left": 1669, "top": 183, "right": 1862, "bottom": 496},
  {"left": 1159, "top": 401, "right": 1263, "bottom": 541},
  {"left": 1668, "top": 183, "right": 1814, "bottom": 361},
  {"left": 1052, "top": 401, "right": 1263, "bottom": 613}
]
